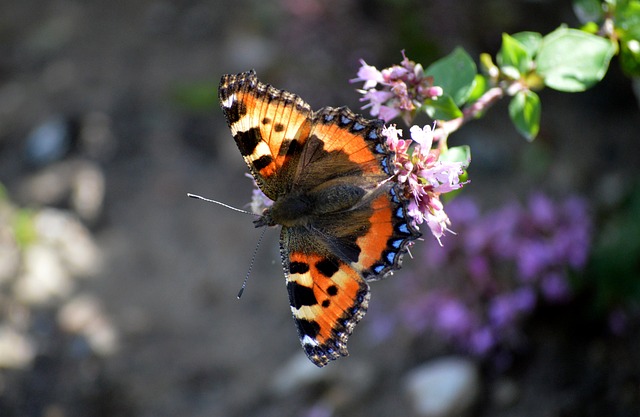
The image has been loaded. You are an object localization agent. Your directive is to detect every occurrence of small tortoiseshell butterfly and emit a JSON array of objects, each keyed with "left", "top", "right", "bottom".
[{"left": 218, "top": 70, "right": 421, "bottom": 367}]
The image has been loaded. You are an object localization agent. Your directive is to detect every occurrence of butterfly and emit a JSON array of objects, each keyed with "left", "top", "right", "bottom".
[{"left": 218, "top": 70, "right": 421, "bottom": 367}]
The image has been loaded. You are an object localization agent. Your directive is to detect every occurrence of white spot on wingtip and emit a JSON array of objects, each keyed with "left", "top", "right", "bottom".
[
  {"left": 221, "top": 94, "right": 236, "bottom": 108},
  {"left": 302, "top": 335, "right": 319, "bottom": 346}
]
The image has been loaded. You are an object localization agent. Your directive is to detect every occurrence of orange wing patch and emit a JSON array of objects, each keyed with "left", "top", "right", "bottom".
[
  {"left": 353, "top": 194, "right": 396, "bottom": 271},
  {"left": 309, "top": 109, "right": 382, "bottom": 173}
]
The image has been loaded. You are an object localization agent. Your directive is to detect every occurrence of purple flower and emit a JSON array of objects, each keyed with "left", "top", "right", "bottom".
[
  {"left": 445, "top": 197, "right": 480, "bottom": 226},
  {"left": 489, "top": 288, "right": 536, "bottom": 329},
  {"left": 529, "top": 193, "right": 557, "bottom": 229},
  {"left": 469, "top": 327, "right": 496, "bottom": 355},
  {"left": 435, "top": 298, "right": 474, "bottom": 337},
  {"left": 352, "top": 52, "right": 444, "bottom": 124},
  {"left": 516, "top": 240, "right": 553, "bottom": 281},
  {"left": 388, "top": 192, "right": 593, "bottom": 362},
  {"left": 467, "top": 254, "right": 491, "bottom": 283},
  {"left": 540, "top": 272, "right": 571, "bottom": 302}
]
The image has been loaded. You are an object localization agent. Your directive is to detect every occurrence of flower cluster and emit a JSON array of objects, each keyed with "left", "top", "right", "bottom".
[
  {"left": 370, "top": 193, "right": 592, "bottom": 364},
  {"left": 382, "top": 124, "right": 467, "bottom": 242},
  {"left": 351, "top": 52, "right": 443, "bottom": 124}
]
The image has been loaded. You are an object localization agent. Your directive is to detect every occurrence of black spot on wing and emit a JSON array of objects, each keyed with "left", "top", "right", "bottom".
[
  {"left": 289, "top": 261, "right": 310, "bottom": 274},
  {"left": 234, "top": 127, "right": 262, "bottom": 156},
  {"left": 287, "top": 281, "right": 318, "bottom": 309},
  {"left": 295, "top": 318, "right": 320, "bottom": 339},
  {"left": 253, "top": 154, "right": 273, "bottom": 171},
  {"left": 315, "top": 257, "right": 340, "bottom": 278},
  {"left": 327, "top": 285, "right": 338, "bottom": 296}
]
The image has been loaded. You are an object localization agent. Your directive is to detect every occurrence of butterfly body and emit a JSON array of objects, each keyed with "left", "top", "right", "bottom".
[{"left": 219, "top": 70, "right": 420, "bottom": 366}]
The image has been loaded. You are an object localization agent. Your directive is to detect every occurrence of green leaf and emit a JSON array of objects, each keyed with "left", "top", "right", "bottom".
[
  {"left": 497, "top": 33, "right": 531, "bottom": 74},
  {"left": 512, "top": 31, "right": 543, "bottom": 58},
  {"left": 509, "top": 90, "right": 541, "bottom": 141},
  {"left": 536, "top": 27, "right": 616, "bottom": 92},
  {"left": 480, "top": 52, "right": 498, "bottom": 76},
  {"left": 425, "top": 47, "right": 477, "bottom": 106},
  {"left": 466, "top": 74, "right": 489, "bottom": 103},
  {"left": 615, "top": 0, "right": 640, "bottom": 41},
  {"left": 501, "top": 65, "right": 522, "bottom": 81},
  {"left": 620, "top": 40, "right": 640, "bottom": 76},
  {"left": 440, "top": 145, "right": 471, "bottom": 168},
  {"left": 423, "top": 95, "right": 463, "bottom": 120}
]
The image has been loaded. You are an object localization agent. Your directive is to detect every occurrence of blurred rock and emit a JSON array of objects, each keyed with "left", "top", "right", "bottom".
[
  {"left": 271, "top": 352, "right": 374, "bottom": 400},
  {"left": 19, "top": 159, "right": 106, "bottom": 224},
  {"left": 57, "top": 294, "right": 119, "bottom": 356},
  {"left": 271, "top": 353, "right": 328, "bottom": 396},
  {"left": 24, "top": 117, "right": 74, "bottom": 167},
  {"left": 11, "top": 206, "right": 100, "bottom": 305},
  {"left": 70, "top": 162, "right": 105, "bottom": 224},
  {"left": 404, "top": 356, "right": 480, "bottom": 417},
  {"left": 34, "top": 208, "right": 101, "bottom": 277},
  {"left": 13, "top": 243, "right": 71, "bottom": 305},
  {"left": 0, "top": 326, "right": 35, "bottom": 369}
]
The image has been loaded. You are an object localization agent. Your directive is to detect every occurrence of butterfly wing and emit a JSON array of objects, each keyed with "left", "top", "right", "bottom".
[
  {"left": 282, "top": 246, "right": 370, "bottom": 366},
  {"left": 219, "top": 70, "right": 312, "bottom": 200}
]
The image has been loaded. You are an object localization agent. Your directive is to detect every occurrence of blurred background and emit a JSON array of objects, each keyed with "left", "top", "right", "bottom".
[{"left": 1, "top": 0, "right": 639, "bottom": 416}]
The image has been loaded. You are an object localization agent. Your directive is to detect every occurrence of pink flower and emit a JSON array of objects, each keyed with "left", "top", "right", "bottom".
[
  {"left": 351, "top": 59, "right": 384, "bottom": 90},
  {"left": 382, "top": 124, "right": 468, "bottom": 243},
  {"left": 352, "top": 52, "right": 444, "bottom": 124}
]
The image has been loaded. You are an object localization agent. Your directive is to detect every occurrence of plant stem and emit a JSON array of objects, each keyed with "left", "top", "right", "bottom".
[{"left": 434, "top": 87, "right": 504, "bottom": 150}]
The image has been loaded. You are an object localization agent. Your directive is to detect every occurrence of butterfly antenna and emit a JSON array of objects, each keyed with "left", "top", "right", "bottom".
[
  {"left": 187, "top": 193, "right": 257, "bottom": 216},
  {"left": 237, "top": 226, "right": 267, "bottom": 299}
]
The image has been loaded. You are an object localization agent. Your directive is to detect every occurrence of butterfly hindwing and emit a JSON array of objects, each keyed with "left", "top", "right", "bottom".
[{"left": 282, "top": 248, "right": 370, "bottom": 366}]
